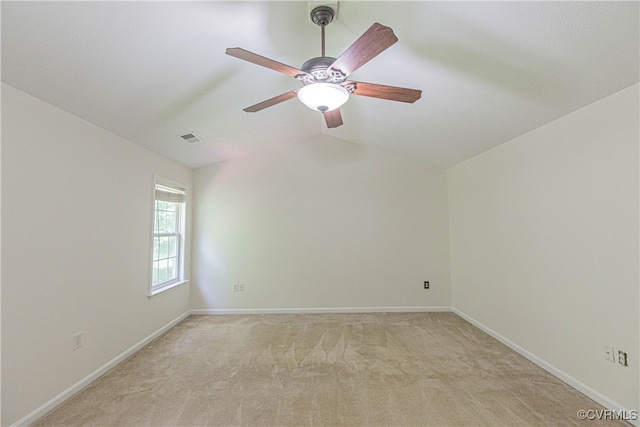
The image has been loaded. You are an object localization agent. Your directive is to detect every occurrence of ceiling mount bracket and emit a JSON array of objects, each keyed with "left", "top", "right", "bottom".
[{"left": 310, "top": 6, "right": 335, "bottom": 27}]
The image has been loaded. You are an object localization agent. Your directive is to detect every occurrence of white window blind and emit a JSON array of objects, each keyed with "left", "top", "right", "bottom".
[{"left": 155, "top": 184, "right": 186, "bottom": 203}]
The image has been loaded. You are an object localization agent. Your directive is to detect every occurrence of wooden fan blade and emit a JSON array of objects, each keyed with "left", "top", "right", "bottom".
[
  {"left": 323, "top": 108, "right": 343, "bottom": 128},
  {"left": 347, "top": 81, "right": 421, "bottom": 103},
  {"left": 226, "top": 48, "right": 305, "bottom": 77},
  {"left": 243, "top": 90, "right": 298, "bottom": 113},
  {"left": 327, "top": 23, "right": 398, "bottom": 78}
]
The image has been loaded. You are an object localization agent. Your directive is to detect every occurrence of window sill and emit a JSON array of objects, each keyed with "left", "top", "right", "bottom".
[{"left": 148, "top": 280, "right": 189, "bottom": 299}]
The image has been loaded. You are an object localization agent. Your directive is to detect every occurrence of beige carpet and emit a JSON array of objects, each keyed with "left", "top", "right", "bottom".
[{"left": 34, "top": 312, "right": 621, "bottom": 426}]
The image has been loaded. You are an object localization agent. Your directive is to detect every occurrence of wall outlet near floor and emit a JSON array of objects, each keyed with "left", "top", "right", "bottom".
[
  {"left": 618, "top": 350, "right": 628, "bottom": 367},
  {"left": 424, "top": 281, "right": 429, "bottom": 289},
  {"left": 233, "top": 283, "right": 238, "bottom": 292},
  {"left": 604, "top": 345, "right": 615, "bottom": 362},
  {"left": 73, "top": 332, "right": 82, "bottom": 351}
]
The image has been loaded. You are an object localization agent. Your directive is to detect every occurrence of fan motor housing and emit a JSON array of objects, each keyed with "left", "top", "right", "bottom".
[
  {"left": 298, "top": 56, "right": 353, "bottom": 91},
  {"left": 301, "top": 56, "right": 336, "bottom": 76}
]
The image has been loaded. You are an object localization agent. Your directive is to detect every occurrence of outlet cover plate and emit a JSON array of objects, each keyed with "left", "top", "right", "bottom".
[
  {"left": 604, "top": 345, "right": 615, "bottom": 362},
  {"left": 73, "top": 332, "right": 82, "bottom": 351}
]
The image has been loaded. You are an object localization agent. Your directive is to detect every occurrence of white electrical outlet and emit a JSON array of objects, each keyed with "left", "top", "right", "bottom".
[
  {"left": 233, "top": 283, "right": 238, "bottom": 292},
  {"left": 73, "top": 332, "right": 82, "bottom": 351},
  {"left": 604, "top": 345, "right": 615, "bottom": 362}
]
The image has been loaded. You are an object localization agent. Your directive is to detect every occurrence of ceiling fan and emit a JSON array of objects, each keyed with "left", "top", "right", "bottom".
[{"left": 226, "top": 5, "right": 422, "bottom": 128}]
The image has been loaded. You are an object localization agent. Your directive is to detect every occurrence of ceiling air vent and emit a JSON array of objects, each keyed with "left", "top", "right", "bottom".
[{"left": 179, "top": 133, "right": 202, "bottom": 144}]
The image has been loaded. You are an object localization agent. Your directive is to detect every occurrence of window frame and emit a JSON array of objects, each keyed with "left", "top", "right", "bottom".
[{"left": 149, "top": 177, "right": 188, "bottom": 297}]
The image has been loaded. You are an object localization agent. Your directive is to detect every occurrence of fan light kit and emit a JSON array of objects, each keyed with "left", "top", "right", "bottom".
[
  {"left": 297, "top": 83, "right": 349, "bottom": 112},
  {"left": 226, "top": 5, "right": 421, "bottom": 128}
]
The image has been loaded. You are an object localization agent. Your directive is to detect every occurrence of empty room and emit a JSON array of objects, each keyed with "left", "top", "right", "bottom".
[{"left": 1, "top": 1, "right": 638, "bottom": 426}]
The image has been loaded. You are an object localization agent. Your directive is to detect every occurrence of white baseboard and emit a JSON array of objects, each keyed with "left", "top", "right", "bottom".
[
  {"left": 190, "top": 306, "right": 452, "bottom": 315},
  {"left": 452, "top": 308, "right": 638, "bottom": 427},
  {"left": 13, "top": 311, "right": 191, "bottom": 427}
]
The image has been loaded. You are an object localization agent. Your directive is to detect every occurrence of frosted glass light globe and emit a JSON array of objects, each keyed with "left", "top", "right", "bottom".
[{"left": 297, "top": 83, "right": 349, "bottom": 112}]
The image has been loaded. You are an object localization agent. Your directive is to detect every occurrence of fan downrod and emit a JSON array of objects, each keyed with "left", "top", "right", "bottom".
[{"left": 310, "top": 6, "right": 335, "bottom": 58}]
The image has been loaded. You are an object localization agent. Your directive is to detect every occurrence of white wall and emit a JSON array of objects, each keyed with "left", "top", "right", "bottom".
[
  {"left": 1, "top": 83, "right": 193, "bottom": 426},
  {"left": 448, "top": 84, "right": 639, "bottom": 411},
  {"left": 192, "top": 134, "right": 451, "bottom": 311}
]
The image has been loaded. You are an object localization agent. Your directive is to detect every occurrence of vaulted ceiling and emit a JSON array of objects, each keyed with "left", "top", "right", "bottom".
[{"left": 2, "top": 1, "right": 638, "bottom": 169}]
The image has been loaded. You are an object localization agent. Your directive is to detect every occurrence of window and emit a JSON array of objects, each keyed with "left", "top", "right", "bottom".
[{"left": 151, "top": 181, "right": 186, "bottom": 295}]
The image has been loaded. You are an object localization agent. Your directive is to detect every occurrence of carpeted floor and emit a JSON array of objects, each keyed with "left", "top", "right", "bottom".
[{"left": 34, "top": 312, "right": 622, "bottom": 426}]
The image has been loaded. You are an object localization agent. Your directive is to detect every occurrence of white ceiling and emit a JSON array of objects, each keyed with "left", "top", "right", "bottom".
[{"left": 2, "top": 1, "right": 638, "bottom": 169}]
